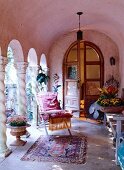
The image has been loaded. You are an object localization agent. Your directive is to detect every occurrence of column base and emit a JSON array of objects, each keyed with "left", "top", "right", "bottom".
[{"left": 0, "top": 148, "right": 12, "bottom": 157}]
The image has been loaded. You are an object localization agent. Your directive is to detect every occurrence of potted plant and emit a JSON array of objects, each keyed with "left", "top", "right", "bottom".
[
  {"left": 7, "top": 115, "right": 27, "bottom": 127},
  {"left": 7, "top": 115, "right": 30, "bottom": 146},
  {"left": 96, "top": 85, "right": 124, "bottom": 113},
  {"left": 36, "top": 66, "right": 49, "bottom": 91}
]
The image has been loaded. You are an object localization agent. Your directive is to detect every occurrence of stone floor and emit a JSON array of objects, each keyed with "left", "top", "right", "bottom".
[{"left": 0, "top": 118, "right": 121, "bottom": 170}]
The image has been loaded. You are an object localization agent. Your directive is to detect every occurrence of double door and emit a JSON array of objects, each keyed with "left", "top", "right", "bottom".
[{"left": 63, "top": 41, "right": 104, "bottom": 117}]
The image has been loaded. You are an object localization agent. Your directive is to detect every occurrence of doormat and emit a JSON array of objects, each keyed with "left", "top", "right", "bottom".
[{"left": 21, "top": 135, "right": 87, "bottom": 164}]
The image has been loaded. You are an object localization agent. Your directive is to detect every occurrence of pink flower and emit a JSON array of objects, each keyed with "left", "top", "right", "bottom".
[{"left": 7, "top": 115, "right": 27, "bottom": 127}]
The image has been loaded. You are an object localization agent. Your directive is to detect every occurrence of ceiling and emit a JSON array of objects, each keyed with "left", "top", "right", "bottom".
[{"left": 0, "top": 0, "right": 124, "bottom": 56}]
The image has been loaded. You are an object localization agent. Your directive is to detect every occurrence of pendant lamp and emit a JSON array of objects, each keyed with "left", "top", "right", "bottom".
[{"left": 77, "top": 12, "right": 83, "bottom": 41}]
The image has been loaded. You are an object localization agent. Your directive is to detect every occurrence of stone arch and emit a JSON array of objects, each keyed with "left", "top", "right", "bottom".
[
  {"left": 28, "top": 48, "right": 38, "bottom": 66},
  {"left": 8, "top": 39, "right": 24, "bottom": 62},
  {"left": 26, "top": 48, "right": 38, "bottom": 121},
  {"left": 39, "top": 53, "right": 49, "bottom": 91},
  {"left": 40, "top": 53, "right": 47, "bottom": 70},
  {"left": 7, "top": 40, "right": 27, "bottom": 117}
]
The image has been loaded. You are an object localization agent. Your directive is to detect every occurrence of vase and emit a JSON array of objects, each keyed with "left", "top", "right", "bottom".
[
  {"left": 100, "top": 106, "right": 124, "bottom": 113},
  {"left": 9, "top": 124, "right": 30, "bottom": 146}
]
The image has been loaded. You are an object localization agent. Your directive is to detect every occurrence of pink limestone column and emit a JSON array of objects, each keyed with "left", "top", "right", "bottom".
[
  {"left": 0, "top": 56, "right": 12, "bottom": 157},
  {"left": 16, "top": 62, "right": 28, "bottom": 116},
  {"left": 28, "top": 65, "right": 39, "bottom": 124}
]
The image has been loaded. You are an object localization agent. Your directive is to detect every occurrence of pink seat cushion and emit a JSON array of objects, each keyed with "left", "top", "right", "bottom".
[
  {"left": 49, "top": 111, "right": 73, "bottom": 118},
  {"left": 37, "top": 92, "right": 61, "bottom": 111}
]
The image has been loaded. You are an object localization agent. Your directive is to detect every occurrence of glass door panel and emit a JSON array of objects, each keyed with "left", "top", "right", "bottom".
[
  {"left": 86, "top": 65, "right": 100, "bottom": 79},
  {"left": 64, "top": 43, "right": 79, "bottom": 110},
  {"left": 84, "top": 43, "right": 103, "bottom": 118},
  {"left": 67, "top": 65, "right": 77, "bottom": 79},
  {"left": 86, "top": 46, "right": 99, "bottom": 61},
  {"left": 86, "top": 81, "right": 100, "bottom": 95},
  {"left": 66, "top": 81, "right": 78, "bottom": 96},
  {"left": 67, "top": 44, "right": 77, "bottom": 62}
]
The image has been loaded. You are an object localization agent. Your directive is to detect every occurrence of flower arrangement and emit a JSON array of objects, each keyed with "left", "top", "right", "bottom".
[
  {"left": 97, "top": 97, "right": 124, "bottom": 107},
  {"left": 96, "top": 85, "right": 124, "bottom": 107},
  {"left": 7, "top": 115, "right": 27, "bottom": 127},
  {"left": 98, "top": 85, "right": 118, "bottom": 99}
]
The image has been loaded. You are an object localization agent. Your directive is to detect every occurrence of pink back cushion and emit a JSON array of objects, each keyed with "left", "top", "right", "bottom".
[{"left": 37, "top": 92, "right": 61, "bottom": 111}]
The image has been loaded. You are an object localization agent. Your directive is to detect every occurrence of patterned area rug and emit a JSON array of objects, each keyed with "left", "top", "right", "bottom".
[{"left": 21, "top": 135, "right": 87, "bottom": 164}]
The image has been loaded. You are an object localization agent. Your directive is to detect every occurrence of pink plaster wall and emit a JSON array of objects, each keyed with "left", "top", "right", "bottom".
[{"left": 48, "top": 30, "right": 119, "bottom": 103}]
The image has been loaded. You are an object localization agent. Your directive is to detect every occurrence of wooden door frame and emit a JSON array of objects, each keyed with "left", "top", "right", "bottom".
[
  {"left": 84, "top": 41, "right": 104, "bottom": 86},
  {"left": 63, "top": 40, "right": 104, "bottom": 111},
  {"left": 63, "top": 41, "right": 78, "bottom": 109},
  {"left": 83, "top": 41, "right": 104, "bottom": 115}
]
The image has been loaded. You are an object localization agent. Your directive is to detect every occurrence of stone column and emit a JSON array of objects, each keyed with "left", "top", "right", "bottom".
[
  {"left": 0, "top": 56, "right": 12, "bottom": 157},
  {"left": 16, "top": 62, "right": 28, "bottom": 116},
  {"left": 28, "top": 65, "right": 39, "bottom": 124}
]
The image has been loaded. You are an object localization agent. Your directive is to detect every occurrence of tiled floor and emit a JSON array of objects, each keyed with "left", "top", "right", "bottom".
[{"left": 0, "top": 118, "right": 121, "bottom": 170}]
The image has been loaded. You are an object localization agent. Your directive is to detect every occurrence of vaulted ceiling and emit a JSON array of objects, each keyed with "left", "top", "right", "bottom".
[{"left": 0, "top": 0, "right": 124, "bottom": 57}]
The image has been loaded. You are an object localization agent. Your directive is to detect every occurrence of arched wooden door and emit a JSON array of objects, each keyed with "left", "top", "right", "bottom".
[{"left": 63, "top": 41, "right": 104, "bottom": 118}]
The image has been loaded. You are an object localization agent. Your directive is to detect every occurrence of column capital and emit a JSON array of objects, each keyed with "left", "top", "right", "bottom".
[
  {"left": 16, "top": 62, "right": 28, "bottom": 74},
  {"left": 28, "top": 64, "right": 39, "bottom": 72}
]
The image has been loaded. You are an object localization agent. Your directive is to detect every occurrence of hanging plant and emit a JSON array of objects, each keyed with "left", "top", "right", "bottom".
[{"left": 36, "top": 66, "right": 49, "bottom": 90}]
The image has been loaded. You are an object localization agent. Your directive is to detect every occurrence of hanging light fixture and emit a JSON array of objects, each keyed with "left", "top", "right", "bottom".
[{"left": 77, "top": 12, "right": 83, "bottom": 41}]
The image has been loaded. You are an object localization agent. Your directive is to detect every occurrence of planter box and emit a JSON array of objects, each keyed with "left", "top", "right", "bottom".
[{"left": 100, "top": 106, "right": 124, "bottom": 113}]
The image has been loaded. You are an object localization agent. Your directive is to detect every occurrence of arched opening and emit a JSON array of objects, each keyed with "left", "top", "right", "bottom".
[
  {"left": 63, "top": 40, "right": 104, "bottom": 119},
  {"left": 40, "top": 53, "right": 47, "bottom": 71},
  {"left": 8, "top": 39, "right": 24, "bottom": 62},
  {"left": 28, "top": 48, "right": 38, "bottom": 66},
  {"left": 39, "top": 53, "right": 48, "bottom": 92},
  {"left": 5, "top": 46, "right": 18, "bottom": 117},
  {"left": 5, "top": 40, "right": 24, "bottom": 118},
  {"left": 26, "top": 48, "right": 38, "bottom": 121}
]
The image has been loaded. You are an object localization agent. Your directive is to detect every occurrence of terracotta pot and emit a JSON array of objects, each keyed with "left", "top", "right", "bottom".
[
  {"left": 9, "top": 125, "right": 27, "bottom": 146},
  {"left": 100, "top": 106, "right": 124, "bottom": 113}
]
